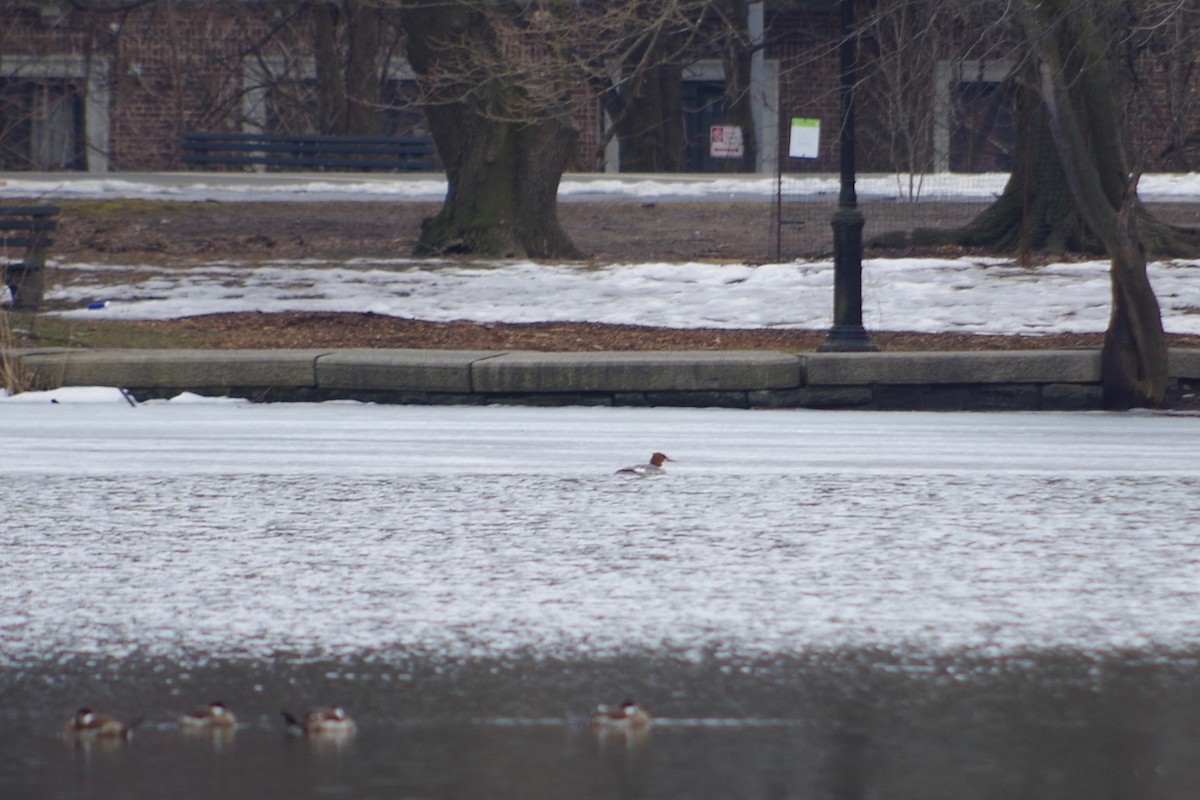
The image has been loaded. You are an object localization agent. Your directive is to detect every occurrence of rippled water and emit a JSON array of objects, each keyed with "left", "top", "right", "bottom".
[{"left": 3, "top": 403, "right": 1200, "bottom": 798}]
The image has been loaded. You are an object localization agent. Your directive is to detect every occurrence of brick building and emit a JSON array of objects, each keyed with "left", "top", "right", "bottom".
[{"left": 2, "top": 1, "right": 1197, "bottom": 176}]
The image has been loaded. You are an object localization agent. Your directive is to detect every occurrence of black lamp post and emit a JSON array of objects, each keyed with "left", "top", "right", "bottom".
[{"left": 818, "top": 0, "right": 877, "bottom": 352}]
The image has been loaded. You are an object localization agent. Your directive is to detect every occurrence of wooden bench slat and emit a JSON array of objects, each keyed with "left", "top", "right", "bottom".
[
  {"left": 0, "top": 219, "right": 58, "bottom": 231},
  {"left": 181, "top": 131, "right": 438, "bottom": 172},
  {"left": 185, "top": 132, "right": 433, "bottom": 144},
  {"left": 0, "top": 206, "right": 60, "bottom": 216},
  {"left": 184, "top": 142, "right": 435, "bottom": 156},
  {"left": 182, "top": 155, "right": 434, "bottom": 170},
  {"left": 1, "top": 204, "right": 59, "bottom": 310}
]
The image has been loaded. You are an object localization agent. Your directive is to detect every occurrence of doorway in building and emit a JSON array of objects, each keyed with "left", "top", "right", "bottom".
[
  {"left": 682, "top": 79, "right": 728, "bottom": 172},
  {"left": 950, "top": 77, "right": 1015, "bottom": 172}
]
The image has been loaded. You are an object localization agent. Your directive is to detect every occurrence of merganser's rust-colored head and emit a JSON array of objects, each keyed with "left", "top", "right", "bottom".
[{"left": 616, "top": 453, "right": 674, "bottom": 474}]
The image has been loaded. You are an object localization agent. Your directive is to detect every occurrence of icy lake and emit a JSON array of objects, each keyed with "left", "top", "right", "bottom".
[{"left": 3, "top": 401, "right": 1200, "bottom": 798}]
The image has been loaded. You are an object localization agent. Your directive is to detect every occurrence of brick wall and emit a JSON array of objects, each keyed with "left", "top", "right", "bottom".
[
  {"left": 768, "top": 10, "right": 843, "bottom": 173},
  {"left": 105, "top": 5, "right": 271, "bottom": 169},
  {"left": 4, "top": 3, "right": 1199, "bottom": 175},
  {"left": 3, "top": 3, "right": 274, "bottom": 170}
]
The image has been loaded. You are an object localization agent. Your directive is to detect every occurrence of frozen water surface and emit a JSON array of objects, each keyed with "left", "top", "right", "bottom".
[
  {"left": 4, "top": 402, "right": 1200, "bottom": 662},
  {"left": 4, "top": 402, "right": 1200, "bottom": 799}
]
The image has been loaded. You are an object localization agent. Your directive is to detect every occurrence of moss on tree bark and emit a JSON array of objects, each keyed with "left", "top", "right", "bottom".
[
  {"left": 907, "top": 82, "right": 1200, "bottom": 258},
  {"left": 399, "top": 2, "right": 581, "bottom": 259}
]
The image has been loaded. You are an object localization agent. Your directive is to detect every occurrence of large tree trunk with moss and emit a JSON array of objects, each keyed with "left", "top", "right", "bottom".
[
  {"left": 927, "top": 83, "right": 1084, "bottom": 253},
  {"left": 1017, "top": 0, "right": 1167, "bottom": 409},
  {"left": 911, "top": 79, "right": 1200, "bottom": 258},
  {"left": 398, "top": 3, "right": 581, "bottom": 258},
  {"left": 413, "top": 109, "right": 581, "bottom": 258}
]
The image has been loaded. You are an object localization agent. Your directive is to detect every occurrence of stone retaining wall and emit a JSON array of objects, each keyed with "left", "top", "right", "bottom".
[{"left": 11, "top": 348, "right": 1200, "bottom": 411}]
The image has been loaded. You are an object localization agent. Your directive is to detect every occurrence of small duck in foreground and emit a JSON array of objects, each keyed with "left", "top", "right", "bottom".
[
  {"left": 590, "top": 699, "right": 652, "bottom": 730},
  {"left": 281, "top": 705, "right": 357, "bottom": 736},
  {"left": 180, "top": 701, "right": 237, "bottom": 729},
  {"left": 63, "top": 708, "right": 140, "bottom": 740},
  {"left": 616, "top": 452, "right": 673, "bottom": 475}
]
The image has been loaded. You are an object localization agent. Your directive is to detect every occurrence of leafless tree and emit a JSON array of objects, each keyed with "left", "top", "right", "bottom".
[
  {"left": 390, "top": 0, "right": 736, "bottom": 257},
  {"left": 1013, "top": 0, "right": 1172, "bottom": 408},
  {"left": 855, "top": 0, "right": 1200, "bottom": 407}
]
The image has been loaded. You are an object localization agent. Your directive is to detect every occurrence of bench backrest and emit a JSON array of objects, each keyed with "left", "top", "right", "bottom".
[
  {"left": 0, "top": 205, "right": 59, "bottom": 250},
  {"left": 182, "top": 131, "right": 438, "bottom": 171}
]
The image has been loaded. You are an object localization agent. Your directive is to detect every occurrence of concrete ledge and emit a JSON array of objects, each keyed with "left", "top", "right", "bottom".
[
  {"left": 470, "top": 351, "right": 803, "bottom": 393},
  {"left": 806, "top": 349, "right": 1102, "bottom": 385},
  {"left": 315, "top": 349, "right": 500, "bottom": 392},
  {"left": 1169, "top": 348, "right": 1200, "bottom": 378},
  {"left": 5, "top": 347, "right": 1198, "bottom": 410},
  {"left": 19, "top": 348, "right": 324, "bottom": 390}
]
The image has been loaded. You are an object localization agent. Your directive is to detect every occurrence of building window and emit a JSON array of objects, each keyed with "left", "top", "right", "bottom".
[
  {"left": 604, "top": 59, "right": 779, "bottom": 174},
  {"left": 682, "top": 79, "right": 727, "bottom": 173},
  {"left": 934, "top": 60, "right": 1015, "bottom": 173},
  {"left": 0, "top": 56, "right": 110, "bottom": 173},
  {"left": 0, "top": 78, "right": 86, "bottom": 170},
  {"left": 245, "top": 59, "right": 429, "bottom": 139},
  {"left": 949, "top": 75, "right": 1015, "bottom": 172}
]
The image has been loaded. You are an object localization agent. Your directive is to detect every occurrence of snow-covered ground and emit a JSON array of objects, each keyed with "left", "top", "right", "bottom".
[
  {"left": 43, "top": 256, "right": 1200, "bottom": 336},
  {"left": 2, "top": 170, "right": 1199, "bottom": 203},
  {"left": 5, "top": 171, "right": 1200, "bottom": 337},
  {"left": 1, "top": 171, "right": 1007, "bottom": 203}
]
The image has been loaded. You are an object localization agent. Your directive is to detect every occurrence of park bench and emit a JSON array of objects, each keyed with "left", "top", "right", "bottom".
[
  {"left": 1, "top": 205, "right": 59, "bottom": 310},
  {"left": 182, "top": 131, "right": 438, "bottom": 172}
]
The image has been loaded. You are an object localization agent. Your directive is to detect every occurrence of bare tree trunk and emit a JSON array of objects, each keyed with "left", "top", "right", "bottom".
[
  {"left": 858, "top": 0, "right": 941, "bottom": 191},
  {"left": 598, "top": 28, "right": 687, "bottom": 173},
  {"left": 312, "top": 1, "right": 380, "bottom": 136},
  {"left": 312, "top": 3, "right": 348, "bottom": 134},
  {"left": 399, "top": 2, "right": 580, "bottom": 258},
  {"left": 609, "top": 53, "right": 686, "bottom": 172},
  {"left": 719, "top": 0, "right": 757, "bottom": 173},
  {"left": 344, "top": 1, "right": 381, "bottom": 136},
  {"left": 1018, "top": 0, "right": 1167, "bottom": 409},
  {"left": 917, "top": 82, "right": 1085, "bottom": 253},
  {"left": 417, "top": 108, "right": 581, "bottom": 257},
  {"left": 1103, "top": 200, "right": 1168, "bottom": 409},
  {"left": 912, "top": 78, "right": 1200, "bottom": 258}
]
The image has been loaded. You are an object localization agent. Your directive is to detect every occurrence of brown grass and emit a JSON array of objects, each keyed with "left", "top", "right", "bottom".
[{"left": 0, "top": 311, "right": 36, "bottom": 394}]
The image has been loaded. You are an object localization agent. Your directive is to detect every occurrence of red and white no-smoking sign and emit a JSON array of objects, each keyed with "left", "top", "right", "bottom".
[{"left": 710, "top": 125, "right": 744, "bottom": 158}]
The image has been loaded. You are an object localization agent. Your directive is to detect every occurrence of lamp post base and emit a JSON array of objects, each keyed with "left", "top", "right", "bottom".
[{"left": 817, "top": 324, "right": 879, "bottom": 352}]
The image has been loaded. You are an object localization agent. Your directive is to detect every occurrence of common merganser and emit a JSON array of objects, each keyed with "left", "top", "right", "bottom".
[
  {"left": 616, "top": 452, "right": 673, "bottom": 475},
  {"left": 281, "top": 705, "right": 357, "bottom": 736},
  {"left": 180, "top": 701, "right": 237, "bottom": 729},
  {"left": 590, "top": 699, "right": 652, "bottom": 730},
  {"left": 63, "top": 708, "right": 140, "bottom": 740}
]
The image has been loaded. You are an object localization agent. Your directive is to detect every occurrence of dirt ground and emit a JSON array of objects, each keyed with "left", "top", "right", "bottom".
[{"left": 19, "top": 198, "right": 1200, "bottom": 352}]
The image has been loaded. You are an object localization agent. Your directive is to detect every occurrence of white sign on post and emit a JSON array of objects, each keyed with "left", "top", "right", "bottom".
[
  {"left": 788, "top": 118, "right": 820, "bottom": 159},
  {"left": 709, "top": 125, "right": 744, "bottom": 159}
]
